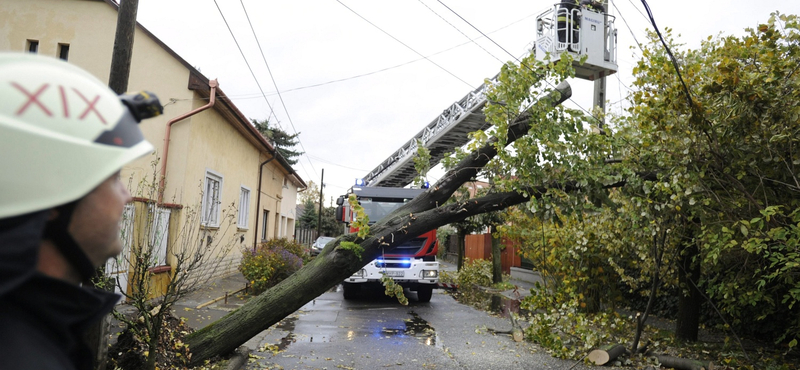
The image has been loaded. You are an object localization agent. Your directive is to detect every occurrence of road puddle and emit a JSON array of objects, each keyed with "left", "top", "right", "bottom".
[
  {"left": 274, "top": 315, "right": 298, "bottom": 350},
  {"left": 378, "top": 311, "right": 439, "bottom": 347}
]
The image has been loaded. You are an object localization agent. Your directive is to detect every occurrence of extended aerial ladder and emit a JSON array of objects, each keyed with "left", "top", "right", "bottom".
[
  {"left": 362, "top": 2, "right": 618, "bottom": 188},
  {"left": 338, "top": 1, "right": 619, "bottom": 300}
]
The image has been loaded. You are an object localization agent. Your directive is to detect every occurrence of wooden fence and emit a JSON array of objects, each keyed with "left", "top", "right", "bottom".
[{"left": 463, "top": 233, "right": 521, "bottom": 274}]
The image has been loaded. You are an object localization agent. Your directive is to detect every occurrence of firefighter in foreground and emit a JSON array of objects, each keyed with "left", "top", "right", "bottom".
[{"left": 0, "top": 52, "right": 161, "bottom": 370}]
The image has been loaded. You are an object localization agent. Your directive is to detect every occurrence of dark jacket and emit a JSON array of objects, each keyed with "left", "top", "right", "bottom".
[
  {"left": 0, "top": 212, "right": 119, "bottom": 370},
  {"left": 0, "top": 274, "right": 119, "bottom": 370}
]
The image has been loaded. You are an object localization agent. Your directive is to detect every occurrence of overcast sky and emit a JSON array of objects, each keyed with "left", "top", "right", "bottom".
[{"left": 134, "top": 0, "right": 800, "bottom": 204}]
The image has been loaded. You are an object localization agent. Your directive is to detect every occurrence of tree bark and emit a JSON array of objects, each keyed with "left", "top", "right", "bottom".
[
  {"left": 184, "top": 82, "right": 573, "bottom": 365},
  {"left": 490, "top": 226, "right": 502, "bottom": 284},
  {"left": 676, "top": 221, "right": 702, "bottom": 342},
  {"left": 632, "top": 230, "right": 665, "bottom": 352},
  {"left": 456, "top": 227, "right": 466, "bottom": 271},
  {"left": 652, "top": 353, "right": 713, "bottom": 370}
]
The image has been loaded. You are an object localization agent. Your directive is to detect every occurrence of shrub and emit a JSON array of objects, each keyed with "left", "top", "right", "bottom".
[
  {"left": 457, "top": 259, "right": 493, "bottom": 289},
  {"left": 239, "top": 238, "right": 306, "bottom": 294}
]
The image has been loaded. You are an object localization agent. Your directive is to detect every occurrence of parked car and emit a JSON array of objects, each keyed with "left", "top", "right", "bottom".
[{"left": 311, "top": 236, "right": 336, "bottom": 256}]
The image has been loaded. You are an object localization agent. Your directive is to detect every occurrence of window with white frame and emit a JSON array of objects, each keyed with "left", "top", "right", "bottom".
[
  {"left": 238, "top": 186, "right": 251, "bottom": 229},
  {"left": 201, "top": 170, "right": 222, "bottom": 227},
  {"left": 148, "top": 205, "right": 171, "bottom": 266}
]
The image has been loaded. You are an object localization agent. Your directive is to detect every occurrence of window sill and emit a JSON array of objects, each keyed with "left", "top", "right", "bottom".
[
  {"left": 201, "top": 224, "right": 220, "bottom": 231},
  {"left": 148, "top": 265, "right": 171, "bottom": 274}
]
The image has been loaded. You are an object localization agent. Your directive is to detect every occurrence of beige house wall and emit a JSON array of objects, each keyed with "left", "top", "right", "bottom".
[
  {"left": 280, "top": 182, "right": 299, "bottom": 238},
  {"left": 0, "top": 0, "right": 304, "bottom": 290},
  {"left": 0, "top": 0, "right": 194, "bottom": 186}
]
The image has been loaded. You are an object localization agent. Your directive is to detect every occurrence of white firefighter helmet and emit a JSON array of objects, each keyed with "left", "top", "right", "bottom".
[{"left": 0, "top": 52, "right": 158, "bottom": 218}]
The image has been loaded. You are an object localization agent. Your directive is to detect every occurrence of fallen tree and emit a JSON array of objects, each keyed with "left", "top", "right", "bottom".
[
  {"left": 650, "top": 353, "right": 714, "bottom": 370},
  {"left": 183, "top": 81, "right": 573, "bottom": 364}
]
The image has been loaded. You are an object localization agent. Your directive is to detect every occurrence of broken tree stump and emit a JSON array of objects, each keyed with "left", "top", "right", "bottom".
[{"left": 588, "top": 344, "right": 629, "bottom": 365}]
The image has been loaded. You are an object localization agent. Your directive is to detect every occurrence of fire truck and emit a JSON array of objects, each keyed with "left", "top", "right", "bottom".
[{"left": 335, "top": 185, "right": 438, "bottom": 302}]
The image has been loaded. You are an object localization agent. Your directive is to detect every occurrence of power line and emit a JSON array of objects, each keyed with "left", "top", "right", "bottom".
[
  {"left": 612, "top": 0, "right": 644, "bottom": 53},
  {"left": 335, "top": 0, "right": 475, "bottom": 89},
  {"left": 306, "top": 154, "right": 369, "bottom": 172},
  {"left": 179, "top": 11, "right": 539, "bottom": 103},
  {"left": 220, "top": 58, "right": 428, "bottom": 100},
  {"left": 640, "top": 0, "right": 694, "bottom": 107},
  {"left": 625, "top": 0, "right": 651, "bottom": 23},
  {"left": 211, "top": 0, "right": 279, "bottom": 125},
  {"left": 434, "top": 0, "right": 520, "bottom": 68},
  {"left": 416, "top": 0, "right": 505, "bottom": 64},
  {"left": 238, "top": 0, "right": 318, "bottom": 178}
]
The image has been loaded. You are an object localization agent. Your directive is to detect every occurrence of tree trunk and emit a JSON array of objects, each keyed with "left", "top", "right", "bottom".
[
  {"left": 676, "top": 223, "right": 701, "bottom": 342},
  {"left": 652, "top": 353, "right": 713, "bottom": 370},
  {"left": 145, "top": 314, "right": 162, "bottom": 370},
  {"left": 184, "top": 82, "right": 573, "bottom": 365},
  {"left": 456, "top": 228, "right": 466, "bottom": 271},
  {"left": 490, "top": 226, "right": 502, "bottom": 284}
]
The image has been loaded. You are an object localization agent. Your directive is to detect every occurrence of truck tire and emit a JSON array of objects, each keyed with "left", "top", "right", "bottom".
[
  {"left": 416, "top": 285, "right": 433, "bottom": 303},
  {"left": 342, "top": 282, "right": 359, "bottom": 300}
]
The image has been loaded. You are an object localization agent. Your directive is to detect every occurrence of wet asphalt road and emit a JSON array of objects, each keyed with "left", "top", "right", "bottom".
[{"left": 242, "top": 285, "right": 592, "bottom": 370}]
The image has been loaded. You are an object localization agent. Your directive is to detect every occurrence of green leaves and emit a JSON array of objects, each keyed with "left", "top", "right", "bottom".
[
  {"left": 380, "top": 274, "right": 408, "bottom": 305},
  {"left": 413, "top": 139, "right": 431, "bottom": 188},
  {"left": 347, "top": 194, "right": 370, "bottom": 239},
  {"left": 491, "top": 10, "right": 800, "bottom": 351}
]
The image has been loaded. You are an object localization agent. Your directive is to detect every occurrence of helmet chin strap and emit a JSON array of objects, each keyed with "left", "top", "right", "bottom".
[{"left": 42, "top": 202, "right": 98, "bottom": 283}]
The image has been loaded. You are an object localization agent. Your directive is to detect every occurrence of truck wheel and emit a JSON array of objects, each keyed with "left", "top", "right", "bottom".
[
  {"left": 416, "top": 285, "right": 433, "bottom": 303},
  {"left": 342, "top": 283, "right": 359, "bottom": 300}
]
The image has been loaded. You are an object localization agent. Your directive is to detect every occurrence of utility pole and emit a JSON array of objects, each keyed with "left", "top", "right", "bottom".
[
  {"left": 108, "top": 0, "right": 140, "bottom": 94},
  {"left": 317, "top": 169, "right": 324, "bottom": 238},
  {"left": 593, "top": 77, "right": 606, "bottom": 124},
  {"left": 593, "top": 0, "right": 610, "bottom": 128},
  {"left": 90, "top": 2, "right": 141, "bottom": 368}
]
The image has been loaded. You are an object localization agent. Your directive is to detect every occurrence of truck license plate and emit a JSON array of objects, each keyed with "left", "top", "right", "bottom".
[{"left": 386, "top": 271, "right": 404, "bottom": 277}]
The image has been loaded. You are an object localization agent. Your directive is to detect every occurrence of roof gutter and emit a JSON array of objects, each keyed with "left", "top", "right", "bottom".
[{"left": 158, "top": 79, "right": 218, "bottom": 204}]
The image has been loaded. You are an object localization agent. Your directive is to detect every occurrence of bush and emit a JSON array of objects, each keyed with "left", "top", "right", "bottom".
[
  {"left": 239, "top": 238, "right": 306, "bottom": 294},
  {"left": 457, "top": 259, "right": 493, "bottom": 289}
]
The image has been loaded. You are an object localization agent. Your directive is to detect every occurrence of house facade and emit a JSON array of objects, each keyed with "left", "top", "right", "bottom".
[{"left": 0, "top": 0, "right": 304, "bottom": 296}]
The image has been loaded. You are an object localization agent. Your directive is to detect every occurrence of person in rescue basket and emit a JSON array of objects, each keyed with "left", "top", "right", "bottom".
[
  {"left": 0, "top": 52, "right": 162, "bottom": 370},
  {"left": 557, "top": 0, "right": 580, "bottom": 51}
]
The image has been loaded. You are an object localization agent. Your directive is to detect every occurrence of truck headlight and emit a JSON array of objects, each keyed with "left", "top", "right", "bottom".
[
  {"left": 421, "top": 269, "right": 438, "bottom": 278},
  {"left": 351, "top": 269, "right": 366, "bottom": 278}
]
